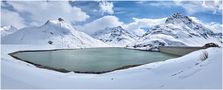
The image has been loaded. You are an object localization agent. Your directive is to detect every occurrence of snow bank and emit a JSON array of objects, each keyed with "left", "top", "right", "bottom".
[{"left": 1, "top": 45, "right": 222, "bottom": 89}]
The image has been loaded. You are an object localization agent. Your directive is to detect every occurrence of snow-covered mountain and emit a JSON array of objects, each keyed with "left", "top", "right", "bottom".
[
  {"left": 1, "top": 18, "right": 109, "bottom": 48},
  {"left": 93, "top": 26, "right": 138, "bottom": 47},
  {"left": 1, "top": 25, "right": 18, "bottom": 37},
  {"left": 1, "top": 13, "right": 221, "bottom": 49},
  {"left": 132, "top": 13, "right": 222, "bottom": 50}
]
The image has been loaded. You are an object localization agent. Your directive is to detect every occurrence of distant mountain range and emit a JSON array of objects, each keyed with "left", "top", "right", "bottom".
[
  {"left": 93, "top": 13, "right": 222, "bottom": 50},
  {"left": 1, "top": 13, "right": 222, "bottom": 50}
]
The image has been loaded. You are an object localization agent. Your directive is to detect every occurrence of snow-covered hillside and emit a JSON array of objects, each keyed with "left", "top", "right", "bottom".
[
  {"left": 1, "top": 18, "right": 109, "bottom": 48},
  {"left": 93, "top": 26, "right": 138, "bottom": 47},
  {"left": 1, "top": 25, "right": 18, "bottom": 37},
  {"left": 1, "top": 45, "right": 222, "bottom": 89},
  {"left": 132, "top": 13, "right": 222, "bottom": 50}
]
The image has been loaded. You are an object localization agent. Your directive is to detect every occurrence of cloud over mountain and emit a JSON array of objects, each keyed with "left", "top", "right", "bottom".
[
  {"left": 2, "top": 1, "right": 89, "bottom": 27},
  {"left": 77, "top": 16, "right": 123, "bottom": 34}
]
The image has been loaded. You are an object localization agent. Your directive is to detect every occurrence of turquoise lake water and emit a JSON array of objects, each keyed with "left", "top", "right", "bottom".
[{"left": 11, "top": 48, "right": 178, "bottom": 73}]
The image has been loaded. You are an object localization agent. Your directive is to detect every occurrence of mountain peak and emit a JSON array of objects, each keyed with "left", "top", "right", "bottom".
[
  {"left": 93, "top": 26, "right": 138, "bottom": 47},
  {"left": 171, "top": 12, "right": 184, "bottom": 18},
  {"left": 42, "top": 18, "right": 74, "bottom": 30},
  {"left": 107, "top": 26, "right": 130, "bottom": 36},
  {"left": 105, "top": 26, "right": 123, "bottom": 30},
  {"left": 111, "top": 26, "right": 124, "bottom": 31},
  {"left": 44, "top": 18, "right": 66, "bottom": 25},
  {"left": 116, "top": 26, "right": 123, "bottom": 29},
  {"left": 165, "top": 12, "right": 192, "bottom": 24},
  {"left": 58, "top": 18, "right": 64, "bottom": 22}
]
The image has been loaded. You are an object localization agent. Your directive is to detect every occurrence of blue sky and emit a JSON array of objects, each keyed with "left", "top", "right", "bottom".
[
  {"left": 70, "top": 1, "right": 222, "bottom": 24},
  {"left": 1, "top": 1, "right": 222, "bottom": 34}
]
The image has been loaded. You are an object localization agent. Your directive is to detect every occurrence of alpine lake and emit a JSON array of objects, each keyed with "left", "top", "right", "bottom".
[{"left": 9, "top": 48, "right": 179, "bottom": 74}]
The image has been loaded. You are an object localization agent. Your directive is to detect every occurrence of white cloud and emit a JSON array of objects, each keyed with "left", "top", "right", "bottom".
[
  {"left": 137, "top": 1, "right": 176, "bottom": 8},
  {"left": 189, "top": 17, "right": 201, "bottom": 23},
  {"left": 7, "top": 1, "right": 89, "bottom": 26},
  {"left": 123, "top": 17, "right": 167, "bottom": 36},
  {"left": 205, "top": 23, "right": 222, "bottom": 33},
  {"left": 99, "top": 1, "right": 114, "bottom": 15},
  {"left": 1, "top": 9, "right": 26, "bottom": 28},
  {"left": 190, "top": 17, "right": 222, "bottom": 33},
  {"left": 77, "top": 16, "right": 123, "bottom": 34},
  {"left": 174, "top": 0, "right": 222, "bottom": 14},
  {"left": 142, "top": 1, "right": 222, "bottom": 14}
]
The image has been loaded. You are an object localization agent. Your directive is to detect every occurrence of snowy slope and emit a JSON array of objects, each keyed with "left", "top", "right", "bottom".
[
  {"left": 0, "top": 25, "right": 18, "bottom": 37},
  {"left": 1, "top": 45, "right": 221, "bottom": 89},
  {"left": 132, "top": 13, "right": 222, "bottom": 50},
  {"left": 1, "top": 18, "right": 109, "bottom": 48},
  {"left": 93, "top": 26, "right": 138, "bottom": 47}
]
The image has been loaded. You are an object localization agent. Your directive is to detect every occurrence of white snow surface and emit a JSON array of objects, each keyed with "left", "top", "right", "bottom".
[
  {"left": 1, "top": 45, "right": 222, "bottom": 89},
  {"left": 1, "top": 19, "right": 109, "bottom": 48}
]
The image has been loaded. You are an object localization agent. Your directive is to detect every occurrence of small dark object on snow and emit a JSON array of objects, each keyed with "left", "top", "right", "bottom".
[
  {"left": 50, "top": 32, "right": 53, "bottom": 35},
  {"left": 203, "top": 43, "right": 219, "bottom": 48},
  {"left": 58, "top": 18, "right": 64, "bottom": 22},
  {"left": 48, "top": 41, "right": 53, "bottom": 45}
]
